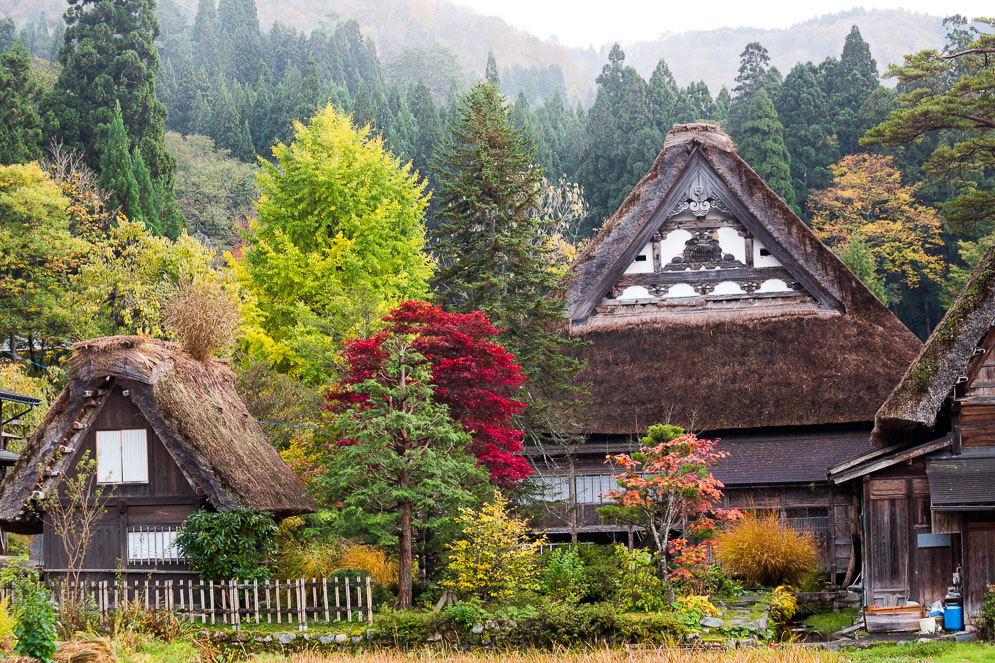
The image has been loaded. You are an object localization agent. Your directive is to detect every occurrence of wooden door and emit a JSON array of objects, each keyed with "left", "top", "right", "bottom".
[
  {"left": 966, "top": 522, "right": 995, "bottom": 620},
  {"left": 868, "top": 479, "right": 910, "bottom": 606}
]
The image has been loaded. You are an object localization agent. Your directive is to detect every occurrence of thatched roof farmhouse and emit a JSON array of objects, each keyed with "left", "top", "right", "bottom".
[{"left": 530, "top": 124, "right": 921, "bottom": 581}]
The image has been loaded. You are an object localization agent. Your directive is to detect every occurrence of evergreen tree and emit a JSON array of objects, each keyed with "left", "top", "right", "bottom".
[
  {"left": 217, "top": 0, "right": 261, "bottom": 83},
  {"left": 727, "top": 42, "right": 781, "bottom": 139},
  {"left": 737, "top": 88, "right": 797, "bottom": 211},
  {"left": 714, "top": 87, "right": 731, "bottom": 125},
  {"left": 829, "top": 26, "right": 880, "bottom": 153},
  {"left": 432, "top": 81, "right": 585, "bottom": 438},
  {"left": 0, "top": 42, "right": 43, "bottom": 165},
  {"left": 673, "top": 81, "right": 717, "bottom": 123},
  {"left": 131, "top": 148, "right": 162, "bottom": 234},
  {"left": 485, "top": 50, "right": 499, "bottom": 86},
  {"left": 100, "top": 102, "right": 142, "bottom": 221},
  {"left": 408, "top": 80, "right": 441, "bottom": 178},
  {"left": 0, "top": 18, "right": 15, "bottom": 54},
  {"left": 578, "top": 44, "right": 660, "bottom": 233},
  {"left": 210, "top": 80, "right": 254, "bottom": 161},
  {"left": 192, "top": 0, "right": 222, "bottom": 73},
  {"left": 776, "top": 62, "right": 837, "bottom": 212},
  {"left": 46, "top": 0, "right": 174, "bottom": 182},
  {"left": 647, "top": 58, "right": 678, "bottom": 133}
]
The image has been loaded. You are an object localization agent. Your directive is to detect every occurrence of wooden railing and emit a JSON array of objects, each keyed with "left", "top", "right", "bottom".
[{"left": 1, "top": 576, "right": 374, "bottom": 629}]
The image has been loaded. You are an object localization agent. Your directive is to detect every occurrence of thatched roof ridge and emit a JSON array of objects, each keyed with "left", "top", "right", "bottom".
[
  {"left": 564, "top": 124, "right": 921, "bottom": 434},
  {"left": 873, "top": 244, "right": 995, "bottom": 445},
  {"left": 0, "top": 336, "right": 315, "bottom": 527}
]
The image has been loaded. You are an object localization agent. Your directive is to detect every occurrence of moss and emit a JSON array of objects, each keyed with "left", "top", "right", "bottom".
[{"left": 804, "top": 608, "right": 859, "bottom": 636}]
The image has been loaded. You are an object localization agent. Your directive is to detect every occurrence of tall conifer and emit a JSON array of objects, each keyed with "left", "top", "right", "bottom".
[
  {"left": 737, "top": 88, "right": 797, "bottom": 211},
  {"left": 431, "top": 82, "right": 585, "bottom": 440},
  {"left": 100, "top": 102, "right": 141, "bottom": 222}
]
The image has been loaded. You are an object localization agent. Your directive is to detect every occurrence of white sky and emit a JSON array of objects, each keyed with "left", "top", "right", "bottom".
[{"left": 448, "top": 1, "right": 990, "bottom": 48}]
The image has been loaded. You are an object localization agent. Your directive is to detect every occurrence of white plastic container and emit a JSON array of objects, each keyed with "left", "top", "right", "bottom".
[{"left": 919, "top": 617, "right": 937, "bottom": 634}]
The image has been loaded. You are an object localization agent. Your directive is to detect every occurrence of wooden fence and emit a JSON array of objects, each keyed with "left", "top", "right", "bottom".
[{"left": 1, "top": 576, "right": 373, "bottom": 629}]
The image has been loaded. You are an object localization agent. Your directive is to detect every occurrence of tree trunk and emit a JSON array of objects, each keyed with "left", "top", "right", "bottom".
[{"left": 397, "top": 497, "right": 413, "bottom": 610}]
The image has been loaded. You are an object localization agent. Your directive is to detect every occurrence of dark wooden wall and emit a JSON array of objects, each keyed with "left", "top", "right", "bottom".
[
  {"left": 42, "top": 386, "right": 202, "bottom": 575},
  {"left": 864, "top": 460, "right": 957, "bottom": 609}
]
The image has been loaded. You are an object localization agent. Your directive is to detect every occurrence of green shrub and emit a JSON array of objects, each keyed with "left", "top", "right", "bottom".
[
  {"left": 375, "top": 608, "right": 446, "bottom": 646},
  {"left": 614, "top": 547, "right": 666, "bottom": 612},
  {"left": 175, "top": 508, "right": 276, "bottom": 581},
  {"left": 541, "top": 546, "right": 588, "bottom": 603},
  {"left": 12, "top": 572, "right": 58, "bottom": 663},
  {"left": 618, "top": 611, "right": 686, "bottom": 643},
  {"left": 979, "top": 583, "right": 995, "bottom": 642},
  {"left": 442, "top": 601, "right": 490, "bottom": 632},
  {"left": 535, "top": 601, "right": 620, "bottom": 642},
  {"left": 576, "top": 543, "right": 622, "bottom": 603}
]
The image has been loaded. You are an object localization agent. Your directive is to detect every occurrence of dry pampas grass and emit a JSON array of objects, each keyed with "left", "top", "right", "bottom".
[{"left": 164, "top": 279, "right": 241, "bottom": 362}]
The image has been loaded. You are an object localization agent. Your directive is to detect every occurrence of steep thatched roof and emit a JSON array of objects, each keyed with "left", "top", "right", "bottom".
[
  {"left": 565, "top": 124, "right": 921, "bottom": 434},
  {"left": 872, "top": 244, "right": 995, "bottom": 445},
  {"left": 0, "top": 336, "right": 315, "bottom": 529}
]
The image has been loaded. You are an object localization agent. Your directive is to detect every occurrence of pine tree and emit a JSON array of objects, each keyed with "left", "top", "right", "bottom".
[
  {"left": 45, "top": 0, "right": 174, "bottom": 182},
  {"left": 673, "top": 81, "right": 717, "bottom": 123},
  {"left": 829, "top": 25, "right": 880, "bottom": 153},
  {"left": 131, "top": 148, "right": 162, "bottom": 234},
  {"left": 648, "top": 58, "right": 678, "bottom": 133},
  {"left": 578, "top": 44, "right": 661, "bottom": 233},
  {"left": 485, "top": 50, "right": 500, "bottom": 86},
  {"left": 776, "top": 62, "right": 838, "bottom": 212},
  {"left": 407, "top": 80, "right": 441, "bottom": 178},
  {"left": 100, "top": 101, "right": 141, "bottom": 221},
  {"left": 431, "top": 81, "right": 585, "bottom": 439},
  {"left": 727, "top": 42, "right": 781, "bottom": 139},
  {"left": 0, "top": 42, "right": 43, "bottom": 164},
  {"left": 737, "top": 88, "right": 797, "bottom": 211}
]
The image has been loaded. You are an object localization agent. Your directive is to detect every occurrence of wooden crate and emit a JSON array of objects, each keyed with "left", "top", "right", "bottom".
[{"left": 863, "top": 604, "right": 926, "bottom": 633}]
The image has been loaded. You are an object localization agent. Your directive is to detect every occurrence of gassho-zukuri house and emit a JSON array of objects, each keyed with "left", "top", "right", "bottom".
[
  {"left": 0, "top": 336, "right": 315, "bottom": 579},
  {"left": 527, "top": 123, "right": 922, "bottom": 585},
  {"left": 829, "top": 244, "right": 995, "bottom": 619}
]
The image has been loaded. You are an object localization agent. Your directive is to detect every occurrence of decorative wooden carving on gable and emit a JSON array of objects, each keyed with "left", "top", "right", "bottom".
[{"left": 591, "top": 159, "right": 830, "bottom": 318}]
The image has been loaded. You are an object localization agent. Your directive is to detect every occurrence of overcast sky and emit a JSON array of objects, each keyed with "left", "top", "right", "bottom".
[{"left": 449, "top": 1, "right": 988, "bottom": 48}]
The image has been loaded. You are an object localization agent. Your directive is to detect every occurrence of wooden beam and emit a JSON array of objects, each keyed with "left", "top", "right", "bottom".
[
  {"left": 616, "top": 266, "right": 792, "bottom": 287},
  {"left": 830, "top": 436, "right": 952, "bottom": 484}
]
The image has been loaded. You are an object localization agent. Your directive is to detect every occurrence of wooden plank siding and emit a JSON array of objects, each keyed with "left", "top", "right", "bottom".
[{"left": 42, "top": 386, "right": 203, "bottom": 576}]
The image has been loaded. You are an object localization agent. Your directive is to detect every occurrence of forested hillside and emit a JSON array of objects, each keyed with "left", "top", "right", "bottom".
[
  {"left": 0, "top": 0, "right": 991, "bottom": 345},
  {"left": 2, "top": 0, "right": 946, "bottom": 102}
]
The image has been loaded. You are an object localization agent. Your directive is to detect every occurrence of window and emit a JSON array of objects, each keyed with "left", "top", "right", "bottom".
[
  {"left": 534, "top": 476, "right": 570, "bottom": 502},
  {"left": 96, "top": 429, "right": 149, "bottom": 484},
  {"left": 127, "top": 526, "right": 184, "bottom": 563},
  {"left": 575, "top": 474, "right": 618, "bottom": 504}
]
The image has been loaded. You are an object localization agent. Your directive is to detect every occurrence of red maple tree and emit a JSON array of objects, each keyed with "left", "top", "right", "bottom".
[{"left": 326, "top": 300, "right": 531, "bottom": 487}]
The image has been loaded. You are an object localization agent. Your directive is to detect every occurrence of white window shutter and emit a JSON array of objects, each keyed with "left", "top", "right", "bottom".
[
  {"left": 120, "top": 429, "right": 149, "bottom": 483},
  {"left": 96, "top": 430, "right": 121, "bottom": 483}
]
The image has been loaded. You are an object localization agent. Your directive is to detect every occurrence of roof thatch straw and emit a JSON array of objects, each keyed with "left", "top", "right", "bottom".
[
  {"left": 873, "top": 244, "right": 995, "bottom": 445},
  {"left": 563, "top": 124, "right": 920, "bottom": 434},
  {"left": 0, "top": 336, "right": 315, "bottom": 531}
]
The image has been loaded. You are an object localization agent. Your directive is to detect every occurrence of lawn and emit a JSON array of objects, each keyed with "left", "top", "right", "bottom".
[{"left": 108, "top": 641, "right": 995, "bottom": 663}]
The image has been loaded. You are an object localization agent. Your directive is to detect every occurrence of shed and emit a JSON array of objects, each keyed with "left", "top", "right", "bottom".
[
  {"left": 830, "top": 245, "right": 995, "bottom": 619},
  {"left": 0, "top": 336, "right": 315, "bottom": 578}
]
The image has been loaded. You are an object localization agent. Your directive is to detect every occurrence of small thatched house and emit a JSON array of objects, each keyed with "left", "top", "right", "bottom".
[
  {"left": 0, "top": 336, "right": 315, "bottom": 578},
  {"left": 529, "top": 124, "right": 921, "bottom": 581},
  {"left": 830, "top": 246, "right": 995, "bottom": 618}
]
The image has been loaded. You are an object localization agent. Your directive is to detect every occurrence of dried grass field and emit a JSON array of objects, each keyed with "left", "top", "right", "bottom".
[{"left": 249, "top": 649, "right": 838, "bottom": 663}]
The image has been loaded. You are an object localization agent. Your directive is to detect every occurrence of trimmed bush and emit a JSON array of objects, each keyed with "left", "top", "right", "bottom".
[{"left": 714, "top": 513, "right": 819, "bottom": 586}]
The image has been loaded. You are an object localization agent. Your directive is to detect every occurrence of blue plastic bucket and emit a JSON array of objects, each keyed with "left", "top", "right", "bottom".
[{"left": 945, "top": 604, "right": 964, "bottom": 631}]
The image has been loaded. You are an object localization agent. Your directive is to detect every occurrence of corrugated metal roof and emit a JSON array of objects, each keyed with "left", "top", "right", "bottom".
[
  {"left": 926, "top": 453, "right": 995, "bottom": 508},
  {"left": 712, "top": 433, "right": 873, "bottom": 485},
  {"left": 0, "top": 390, "right": 41, "bottom": 406}
]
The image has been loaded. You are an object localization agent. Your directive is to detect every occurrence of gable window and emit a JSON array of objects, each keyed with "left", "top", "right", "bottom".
[{"left": 96, "top": 429, "right": 149, "bottom": 484}]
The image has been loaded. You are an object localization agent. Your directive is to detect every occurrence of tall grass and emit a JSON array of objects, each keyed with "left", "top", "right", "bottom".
[
  {"left": 714, "top": 512, "right": 819, "bottom": 586},
  {"left": 257, "top": 648, "right": 840, "bottom": 663}
]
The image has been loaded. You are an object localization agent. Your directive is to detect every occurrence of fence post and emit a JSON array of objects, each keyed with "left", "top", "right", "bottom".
[
  {"left": 322, "top": 578, "right": 329, "bottom": 623},
  {"left": 345, "top": 576, "right": 352, "bottom": 623},
  {"left": 335, "top": 578, "right": 341, "bottom": 622},
  {"left": 275, "top": 579, "right": 281, "bottom": 625},
  {"left": 265, "top": 581, "right": 272, "bottom": 624},
  {"left": 366, "top": 577, "right": 373, "bottom": 624}
]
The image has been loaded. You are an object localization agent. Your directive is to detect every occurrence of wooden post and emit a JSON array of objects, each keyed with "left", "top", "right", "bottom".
[
  {"left": 253, "top": 579, "right": 259, "bottom": 625},
  {"left": 275, "top": 580, "right": 282, "bottom": 624},
  {"left": 266, "top": 582, "right": 272, "bottom": 624},
  {"left": 366, "top": 577, "right": 373, "bottom": 624},
  {"left": 322, "top": 578, "right": 329, "bottom": 623},
  {"left": 345, "top": 576, "right": 352, "bottom": 622},
  {"left": 287, "top": 582, "right": 293, "bottom": 624},
  {"left": 311, "top": 577, "right": 317, "bottom": 622},
  {"left": 209, "top": 580, "right": 215, "bottom": 625},
  {"left": 199, "top": 581, "right": 206, "bottom": 624},
  {"left": 220, "top": 581, "right": 227, "bottom": 625},
  {"left": 144, "top": 580, "right": 149, "bottom": 610},
  {"left": 335, "top": 578, "right": 341, "bottom": 621}
]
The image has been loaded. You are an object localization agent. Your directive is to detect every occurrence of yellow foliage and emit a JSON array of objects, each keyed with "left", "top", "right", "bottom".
[
  {"left": 338, "top": 544, "right": 398, "bottom": 586},
  {"left": 443, "top": 492, "right": 545, "bottom": 602},
  {"left": 714, "top": 512, "right": 819, "bottom": 587},
  {"left": 809, "top": 153, "right": 945, "bottom": 292},
  {"left": 0, "top": 597, "right": 14, "bottom": 649},
  {"left": 674, "top": 594, "right": 720, "bottom": 617}
]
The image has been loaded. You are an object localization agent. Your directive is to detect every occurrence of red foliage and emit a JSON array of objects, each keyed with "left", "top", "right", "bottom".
[{"left": 326, "top": 300, "right": 530, "bottom": 487}]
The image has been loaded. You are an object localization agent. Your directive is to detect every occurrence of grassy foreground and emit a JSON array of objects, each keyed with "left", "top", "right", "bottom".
[{"left": 114, "top": 640, "right": 995, "bottom": 663}]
